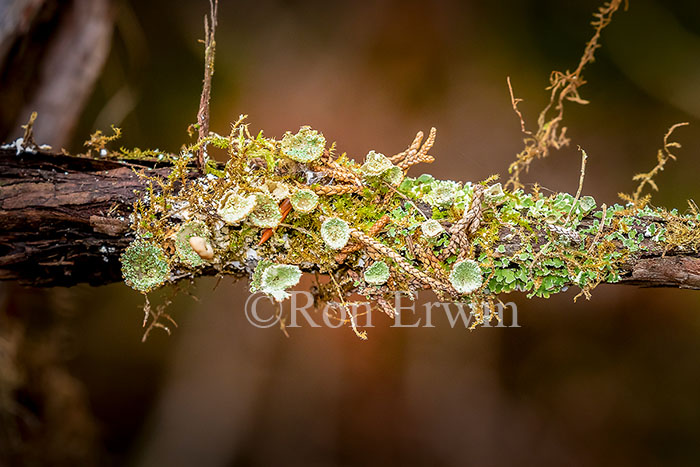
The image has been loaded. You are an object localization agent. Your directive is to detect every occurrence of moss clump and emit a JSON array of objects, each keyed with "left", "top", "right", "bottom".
[
  {"left": 421, "top": 219, "right": 445, "bottom": 238},
  {"left": 121, "top": 240, "right": 170, "bottom": 293},
  {"left": 364, "top": 260, "right": 390, "bottom": 285},
  {"left": 261, "top": 264, "right": 302, "bottom": 301},
  {"left": 217, "top": 192, "right": 256, "bottom": 224},
  {"left": 175, "top": 221, "right": 210, "bottom": 267},
  {"left": 290, "top": 188, "right": 319, "bottom": 214},
  {"left": 425, "top": 180, "right": 460, "bottom": 208},
  {"left": 449, "top": 259, "right": 483, "bottom": 294},
  {"left": 249, "top": 194, "right": 282, "bottom": 228},
  {"left": 280, "top": 126, "right": 325, "bottom": 163},
  {"left": 321, "top": 217, "right": 350, "bottom": 249},
  {"left": 360, "top": 150, "right": 393, "bottom": 178}
]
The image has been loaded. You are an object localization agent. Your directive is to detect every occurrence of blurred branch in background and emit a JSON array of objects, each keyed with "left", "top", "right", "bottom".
[{"left": 0, "top": 0, "right": 113, "bottom": 148}]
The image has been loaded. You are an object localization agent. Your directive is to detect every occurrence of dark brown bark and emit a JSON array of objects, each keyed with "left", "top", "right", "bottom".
[{"left": 0, "top": 147, "right": 698, "bottom": 290}]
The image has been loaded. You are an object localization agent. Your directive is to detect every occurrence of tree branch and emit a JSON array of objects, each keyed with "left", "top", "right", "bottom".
[{"left": 0, "top": 147, "right": 698, "bottom": 290}]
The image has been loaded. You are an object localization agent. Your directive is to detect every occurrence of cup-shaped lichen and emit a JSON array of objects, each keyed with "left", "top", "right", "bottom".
[
  {"left": 321, "top": 217, "right": 350, "bottom": 249},
  {"left": 280, "top": 126, "right": 326, "bottom": 163},
  {"left": 425, "top": 180, "right": 460, "bottom": 208},
  {"left": 121, "top": 239, "right": 170, "bottom": 293},
  {"left": 175, "top": 221, "right": 211, "bottom": 267},
  {"left": 421, "top": 219, "right": 445, "bottom": 238},
  {"left": 217, "top": 192, "right": 256, "bottom": 225},
  {"left": 449, "top": 259, "right": 483, "bottom": 294},
  {"left": 249, "top": 194, "right": 282, "bottom": 228},
  {"left": 290, "top": 188, "right": 319, "bottom": 214},
  {"left": 484, "top": 183, "right": 504, "bottom": 200},
  {"left": 360, "top": 150, "right": 393, "bottom": 178},
  {"left": 383, "top": 166, "right": 404, "bottom": 185},
  {"left": 261, "top": 264, "right": 302, "bottom": 301},
  {"left": 364, "top": 260, "right": 390, "bottom": 285}
]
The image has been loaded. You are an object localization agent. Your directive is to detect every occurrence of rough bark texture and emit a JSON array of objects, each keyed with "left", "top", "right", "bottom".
[{"left": 1, "top": 147, "right": 699, "bottom": 290}]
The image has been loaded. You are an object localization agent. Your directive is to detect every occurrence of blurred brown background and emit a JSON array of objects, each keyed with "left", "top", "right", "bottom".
[{"left": 2, "top": 0, "right": 700, "bottom": 466}]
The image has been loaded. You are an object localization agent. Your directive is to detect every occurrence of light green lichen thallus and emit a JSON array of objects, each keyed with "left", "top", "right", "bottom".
[
  {"left": 425, "top": 180, "right": 460, "bottom": 207},
  {"left": 249, "top": 194, "right": 282, "bottom": 228},
  {"left": 280, "top": 126, "right": 326, "bottom": 163},
  {"left": 364, "top": 261, "right": 390, "bottom": 285},
  {"left": 449, "top": 260, "right": 483, "bottom": 294},
  {"left": 261, "top": 264, "right": 302, "bottom": 301},
  {"left": 321, "top": 217, "right": 350, "bottom": 249},
  {"left": 218, "top": 191, "right": 256, "bottom": 224},
  {"left": 421, "top": 219, "right": 445, "bottom": 238},
  {"left": 360, "top": 150, "right": 394, "bottom": 177},
  {"left": 290, "top": 188, "right": 319, "bottom": 214},
  {"left": 120, "top": 118, "right": 696, "bottom": 336},
  {"left": 121, "top": 240, "right": 170, "bottom": 293}
]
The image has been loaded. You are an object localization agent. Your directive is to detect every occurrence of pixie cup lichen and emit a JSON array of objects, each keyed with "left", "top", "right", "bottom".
[
  {"left": 249, "top": 194, "right": 282, "bottom": 228},
  {"left": 321, "top": 217, "right": 350, "bottom": 249},
  {"left": 290, "top": 188, "right": 319, "bottom": 214},
  {"left": 121, "top": 240, "right": 170, "bottom": 293},
  {"left": 364, "top": 260, "right": 390, "bottom": 285},
  {"left": 280, "top": 126, "right": 326, "bottom": 163},
  {"left": 217, "top": 192, "right": 256, "bottom": 225},
  {"left": 449, "top": 259, "right": 483, "bottom": 294}
]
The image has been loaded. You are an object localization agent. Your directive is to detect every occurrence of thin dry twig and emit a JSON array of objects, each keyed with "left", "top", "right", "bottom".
[{"left": 195, "top": 0, "right": 218, "bottom": 172}]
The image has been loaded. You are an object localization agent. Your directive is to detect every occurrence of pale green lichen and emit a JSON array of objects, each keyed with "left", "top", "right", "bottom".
[
  {"left": 121, "top": 240, "right": 170, "bottom": 293},
  {"left": 261, "top": 264, "right": 302, "bottom": 301},
  {"left": 384, "top": 166, "right": 404, "bottom": 185},
  {"left": 321, "top": 217, "right": 350, "bottom": 249},
  {"left": 449, "top": 259, "right": 483, "bottom": 294},
  {"left": 290, "top": 188, "right": 319, "bottom": 214},
  {"left": 280, "top": 126, "right": 325, "bottom": 163},
  {"left": 360, "top": 150, "right": 393, "bottom": 177},
  {"left": 175, "top": 221, "right": 210, "bottom": 267},
  {"left": 421, "top": 219, "right": 445, "bottom": 238},
  {"left": 484, "top": 183, "right": 504, "bottom": 200},
  {"left": 217, "top": 191, "right": 256, "bottom": 224},
  {"left": 425, "top": 180, "right": 460, "bottom": 208},
  {"left": 249, "top": 194, "right": 282, "bottom": 228},
  {"left": 364, "top": 260, "right": 390, "bottom": 285}
]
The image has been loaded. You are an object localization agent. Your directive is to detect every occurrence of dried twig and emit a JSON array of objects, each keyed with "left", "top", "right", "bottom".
[{"left": 195, "top": 0, "right": 218, "bottom": 172}]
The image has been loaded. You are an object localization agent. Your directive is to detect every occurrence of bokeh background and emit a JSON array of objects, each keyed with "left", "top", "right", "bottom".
[{"left": 2, "top": 0, "right": 700, "bottom": 465}]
